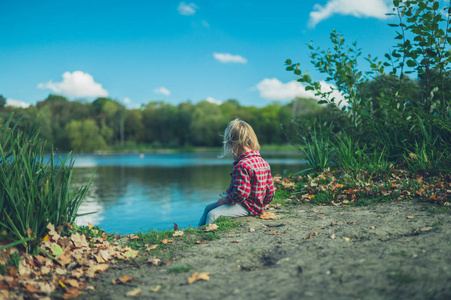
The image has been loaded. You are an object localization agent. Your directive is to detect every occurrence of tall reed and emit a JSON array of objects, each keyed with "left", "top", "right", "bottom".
[{"left": 0, "top": 114, "right": 94, "bottom": 252}]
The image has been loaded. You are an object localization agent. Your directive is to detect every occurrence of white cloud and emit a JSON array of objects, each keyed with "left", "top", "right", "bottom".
[
  {"left": 213, "top": 53, "right": 248, "bottom": 64},
  {"left": 178, "top": 2, "right": 198, "bottom": 15},
  {"left": 309, "top": 0, "right": 390, "bottom": 28},
  {"left": 6, "top": 98, "right": 30, "bottom": 108},
  {"left": 37, "top": 71, "right": 108, "bottom": 98},
  {"left": 154, "top": 87, "right": 171, "bottom": 96},
  {"left": 123, "top": 97, "right": 131, "bottom": 104},
  {"left": 255, "top": 78, "right": 345, "bottom": 105},
  {"left": 205, "top": 96, "right": 222, "bottom": 105}
]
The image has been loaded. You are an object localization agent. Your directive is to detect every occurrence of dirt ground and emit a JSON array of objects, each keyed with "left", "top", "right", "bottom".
[{"left": 81, "top": 201, "right": 451, "bottom": 300}]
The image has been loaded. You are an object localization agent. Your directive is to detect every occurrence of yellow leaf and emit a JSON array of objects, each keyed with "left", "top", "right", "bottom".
[
  {"left": 124, "top": 250, "right": 139, "bottom": 258},
  {"left": 342, "top": 237, "right": 351, "bottom": 242},
  {"left": 420, "top": 227, "right": 433, "bottom": 232},
  {"left": 59, "top": 280, "right": 66, "bottom": 288},
  {"left": 43, "top": 234, "right": 50, "bottom": 242},
  {"left": 126, "top": 288, "right": 142, "bottom": 297},
  {"left": 187, "top": 272, "right": 210, "bottom": 284},
  {"left": 88, "top": 223, "right": 94, "bottom": 229},
  {"left": 329, "top": 233, "right": 336, "bottom": 239},
  {"left": 161, "top": 239, "right": 173, "bottom": 244},
  {"left": 150, "top": 285, "right": 161, "bottom": 292}
]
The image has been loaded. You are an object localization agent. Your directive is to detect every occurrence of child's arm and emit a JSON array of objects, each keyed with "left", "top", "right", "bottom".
[
  {"left": 224, "top": 164, "right": 251, "bottom": 205},
  {"left": 263, "top": 178, "right": 276, "bottom": 207}
]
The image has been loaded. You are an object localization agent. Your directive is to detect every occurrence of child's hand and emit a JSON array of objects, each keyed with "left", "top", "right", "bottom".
[{"left": 217, "top": 197, "right": 228, "bottom": 207}]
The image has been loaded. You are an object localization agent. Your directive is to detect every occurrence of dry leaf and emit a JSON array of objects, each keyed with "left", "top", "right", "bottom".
[
  {"left": 151, "top": 285, "right": 162, "bottom": 292},
  {"left": 420, "top": 227, "right": 433, "bottom": 232},
  {"left": 406, "top": 215, "right": 414, "bottom": 219},
  {"left": 161, "top": 239, "right": 173, "bottom": 244},
  {"left": 204, "top": 224, "right": 219, "bottom": 232},
  {"left": 260, "top": 211, "right": 277, "bottom": 220},
  {"left": 187, "top": 272, "right": 210, "bottom": 284},
  {"left": 119, "top": 275, "right": 134, "bottom": 283},
  {"left": 124, "top": 250, "right": 139, "bottom": 258},
  {"left": 342, "top": 237, "right": 351, "bottom": 242},
  {"left": 196, "top": 240, "right": 208, "bottom": 244},
  {"left": 149, "top": 258, "right": 161, "bottom": 266},
  {"left": 126, "top": 288, "right": 142, "bottom": 297},
  {"left": 231, "top": 240, "right": 241, "bottom": 243},
  {"left": 62, "top": 288, "right": 83, "bottom": 299},
  {"left": 369, "top": 226, "right": 376, "bottom": 229},
  {"left": 329, "top": 233, "right": 336, "bottom": 239},
  {"left": 173, "top": 230, "right": 184, "bottom": 237},
  {"left": 249, "top": 228, "right": 255, "bottom": 232},
  {"left": 129, "top": 235, "right": 139, "bottom": 240},
  {"left": 303, "top": 232, "right": 318, "bottom": 239},
  {"left": 269, "top": 232, "right": 282, "bottom": 235},
  {"left": 146, "top": 245, "right": 158, "bottom": 251}
]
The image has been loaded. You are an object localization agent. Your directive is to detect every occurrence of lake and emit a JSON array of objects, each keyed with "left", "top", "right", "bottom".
[{"left": 71, "top": 151, "right": 306, "bottom": 234}]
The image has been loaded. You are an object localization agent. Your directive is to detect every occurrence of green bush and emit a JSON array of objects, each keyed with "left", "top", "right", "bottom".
[
  {"left": 0, "top": 114, "right": 93, "bottom": 252},
  {"left": 287, "top": 0, "right": 450, "bottom": 174}
]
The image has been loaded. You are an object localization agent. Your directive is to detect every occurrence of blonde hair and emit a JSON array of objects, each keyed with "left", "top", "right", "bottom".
[{"left": 220, "top": 118, "right": 260, "bottom": 158}]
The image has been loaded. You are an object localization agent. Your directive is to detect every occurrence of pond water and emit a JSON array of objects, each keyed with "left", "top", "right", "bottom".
[{"left": 70, "top": 152, "right": 307, "bottom": 234}]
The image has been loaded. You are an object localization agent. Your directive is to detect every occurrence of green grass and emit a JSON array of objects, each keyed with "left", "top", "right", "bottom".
[{"left": 169, "top": 265, "right": 193, "bottom": 273}]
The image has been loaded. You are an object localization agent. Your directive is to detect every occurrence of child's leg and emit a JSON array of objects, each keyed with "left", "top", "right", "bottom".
[
  {"left": 198, "top": 201, "right": 218, "bottom": 227},
  {"left": 206, "top": 203, "right": 249, "bottom": 224}
]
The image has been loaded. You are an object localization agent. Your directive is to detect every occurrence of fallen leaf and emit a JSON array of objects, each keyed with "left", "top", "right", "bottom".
[
  {"left": 151, "top": 285, "right": 162, "bottom": 292},
  {"left": 50, "top": 244, "right": 64, "bottom": 257},
  {"left": 342, "top": 237, "right": 351, "bottom": 242},
  {"left": 129, "top": 235, "right": 139, "bottom": 240},
  {"left": 329, "top": 233, "right": 336, "bottom": 239},
  {"left": 406, "top": 215, "right": 414, "bottom": 219},
  {"left": 146, "top": 245, "right": 158, "bottom": 251},
  {"left": 71, "top": 233, "right": 89, "bottom": 248},
  {"left": 303, "top": 232, "right": 318, "bottom": 239},
  {"left": 88, "top": 223, "right": 94, "bottom": 229},
  {"left": 148, "top": 258, "right": 161, "bottom": 266},
  {"left": 124, "top": 250, "right": 139, "bottom": 258},
  {"left": 173, "top": 230, "right": 184, "bottom": 237},
  {"left": 420, "top": 227, "right": 433, "bottom": 232},
  {"left": 161, "top": 239, "right": 173, "bottom": 244},
  {"left": 86, "top": 264, "right": 109, "bottom": 277},
  {"left": 249, "top": 228, "right": 255, "bottom": 232},
  {"left": 62, "top": 288, "right": 83, "bottom": 299},
  {"left": 369, "top": 226, "right": 376, "bottom": 229},
  {"left": 204, "top": 224, "right": 219, "bottom": 232},
  {"left": 260, "top": 211, "right": 277, "bottom": 220},
  {"left": 231, "top": 240, "right": 241, "bottom": 243},
  {"left": 269, "top": 232, "right": 282, "bottom": 235},
  {"left": 319, "top": 211, "right": 325, "bottom": 214},
  {"left": 187, "top": 272, "right": 210, "bottom": 284},
  {"left": 118, "top": 275, "right": 134, "bottom": 283},
  {"left": 196, "top": 240, "right": 208, "bottom": 244},
  {"left": 126, "top": 288, "right": 142, "bottom": 297}
]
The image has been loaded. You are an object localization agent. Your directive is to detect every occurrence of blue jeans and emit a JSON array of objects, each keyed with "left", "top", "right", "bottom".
[{"left": 198, "top": 201, "right": 249, "bottom": 227}]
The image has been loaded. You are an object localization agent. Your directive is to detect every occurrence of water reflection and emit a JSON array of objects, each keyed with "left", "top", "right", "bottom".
[{"left": 71, "top": 152, "right": 306, "bottom": 234}]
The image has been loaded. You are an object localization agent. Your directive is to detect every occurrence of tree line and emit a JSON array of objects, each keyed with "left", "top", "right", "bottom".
[{"left": 0, "top": 95, "right": 330, "bottom": 152}]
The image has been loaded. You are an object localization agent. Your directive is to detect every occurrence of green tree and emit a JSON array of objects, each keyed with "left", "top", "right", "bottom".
[
  {"left": 65, "top": 119, "right": 108, "bottom": 152},
  {"left": 0, "top": 95, "right": 6, "bottom": 108}
]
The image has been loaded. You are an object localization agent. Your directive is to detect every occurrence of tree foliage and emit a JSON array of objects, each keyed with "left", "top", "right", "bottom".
[{"left": 286, "top": 0, "right": 450, "bottom": 172}]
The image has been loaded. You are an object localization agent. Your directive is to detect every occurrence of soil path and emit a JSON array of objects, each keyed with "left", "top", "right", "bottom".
[{"left": 82, "top": 201, "right": 451, "bottom": 300}]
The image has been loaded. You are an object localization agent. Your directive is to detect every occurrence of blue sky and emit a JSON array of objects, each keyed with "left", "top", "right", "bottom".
[{"left": 0, "top": 0, "right": 399, "bottom": 108}]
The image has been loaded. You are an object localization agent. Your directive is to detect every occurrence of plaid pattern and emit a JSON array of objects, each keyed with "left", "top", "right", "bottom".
[{"left": 224, "top": 151, "right": 275, "bottom": 215}]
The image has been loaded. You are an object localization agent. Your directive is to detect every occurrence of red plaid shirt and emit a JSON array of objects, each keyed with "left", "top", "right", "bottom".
[{"left": 224, "top": 151, "right": 275, "bottom": 216}]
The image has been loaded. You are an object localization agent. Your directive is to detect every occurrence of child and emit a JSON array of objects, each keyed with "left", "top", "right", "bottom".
[{"left": 198, "top": 118, "right": 275, "bottom": 226}]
